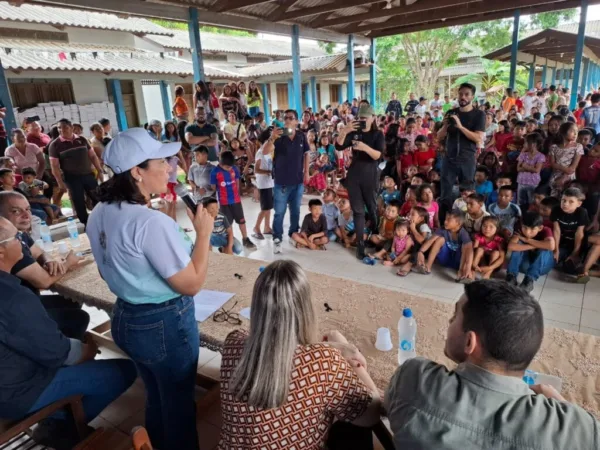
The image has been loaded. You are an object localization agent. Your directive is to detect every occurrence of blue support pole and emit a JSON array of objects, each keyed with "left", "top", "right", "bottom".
[
  {"left": 109, "top": 79, "right": 128, "bottom": 131},
  {"left": 570, "top": 0, "right": 588, "bottom": 110},
  {"left": 347, "top": 34, "right": 356, "bottom": 102},
  {"left": 159, "top": 80, "right": 171, "bottom": 121},
  {"left": 339, "top": 84, "right": 344, "bottom": 104},
  {"left": 187, "top": 7, "right": 205, "bottom": 82},
  {"left": 541, "top": 65, "right": 547, "bottom": 88},
  {"left": 582, "top": 58, "right": 590, "bottom": 95},
  {"left": 261, "top": 83, "right": 270, "bottom": 125},
  {"left": 509, "top": 9, "right": 520, "bottom": 89},
  {"left": 310, "top": 76, "right": 317, "bottom": 110},
  {"left": 551, "top": 66, "right": 557, "bottom": 85},
  {"left": 528, "top": 56, "right": 536, "bottom": 90},
  {"left": 291, "top": 24, "right": 302, "bottom": 116},
  {"left": 561, "top": 64, "right": 567, "bottom": 87},
  {"left": 0, "top": 59, "right": 17, "bottom": 140},
  {"left": 303, "top": 84, "right": 310, "bottom": 111},
  {"left": 369, "top": 38, "right": 377, "bottom": 109},
  {"left": 566, "top": 69, "right": 571, "bottom": 90},
  {"left": 287, "top": 79, "right": 294, "bottom": 111}
]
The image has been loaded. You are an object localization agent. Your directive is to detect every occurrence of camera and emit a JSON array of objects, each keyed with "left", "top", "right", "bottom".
[{"left": 445, "top": 110, "right": 458, "bottom": 130}]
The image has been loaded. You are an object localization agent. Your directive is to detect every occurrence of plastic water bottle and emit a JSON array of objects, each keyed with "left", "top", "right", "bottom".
[
  {"left": 67, "top": 217, "right": 81, "bottom": 248},
  {"left": 30, "top": 215, "right": 41, "bottom": 241},
  {"left": 398, "top": 308, "right": 417, "bottom": 365},
  {"left": 39, "top": 221, "right": 53, "bottom": 252},
  {"left": 523, "top": 369, "right": 563, "bottom": 392}
]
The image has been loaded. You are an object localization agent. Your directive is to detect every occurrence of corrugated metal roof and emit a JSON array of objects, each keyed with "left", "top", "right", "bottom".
[
  {"left": 145, "top": 29, "right": 325, "bottom": 58},
  {"left": 1, "top": 49, "right": 239, "bottom": 78},
  {"left": 440, "top": 62, "right": 484, "bottom": 77},
  {"left": 554, "top": 20, "right": 600, "bottom": 37},
  {"left": 238, "top": 52, "right": 349, "bottom": 77},
  {"left": 0, "top": 1, "right": 173, "bottom": 36},
  {"left": 0, "top": 38, "right": 137, "bottom": 53}
]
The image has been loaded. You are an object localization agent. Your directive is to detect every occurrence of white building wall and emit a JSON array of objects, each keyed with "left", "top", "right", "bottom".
[
  {"left": 320, "top": 82, "right": 330, "bottom": 107},
  {"left": 269, "top": 83, "right": 278, "bottom": 111},
  {"left": 133, "top": 80, "right": 148, "bottom": 125},
  {"left": 71, "top": 75, "right": 109, "bottom": 104},
  {"left": 143, "top": 84, "right": 167, "bottom": 123},
  {"left": 66, "top": 28, "right": 136, "bottom": 47},
  {"left": 226, "top": 54, "right": 248, "bottom": 64}
]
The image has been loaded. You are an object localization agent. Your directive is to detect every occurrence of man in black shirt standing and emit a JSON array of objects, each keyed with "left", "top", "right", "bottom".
[
  {"left": 437, "top": 83, "right": 486, "bottom": 222},
  {"left": 404, "top": 93, "right": 419, "bottom": 114},
  {"left": 385, "top": 92, "right": 403, "bottom": 119}
]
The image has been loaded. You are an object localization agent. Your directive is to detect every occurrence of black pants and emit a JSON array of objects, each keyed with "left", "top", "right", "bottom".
[
  {"left": 41, "top": 294, "right": 89, "bottom": 340},
  {"left": 440, "top": 156, "right": 476, "bottom": 223},
  {"left": 326, "top": 421, "right": 374, "bottom": 450},
  {"left": 347, "top": 164, "right": 378, "bottom": 244},
  {"left": 64, "top": 173, "right": 98, "bottom": 225}
]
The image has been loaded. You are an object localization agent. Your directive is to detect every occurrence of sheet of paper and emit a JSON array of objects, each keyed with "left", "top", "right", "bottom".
[
  {"left": 193, "top": 290, "right": 235, "bottom": 322},
  {"left": 239, "top": 307, "right": 251, "bottom": 320}
]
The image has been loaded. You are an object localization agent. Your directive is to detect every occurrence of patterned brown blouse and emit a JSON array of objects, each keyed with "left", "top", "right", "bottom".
[{"left": 218, "top": 330, "right": 372, "bottom": 450}]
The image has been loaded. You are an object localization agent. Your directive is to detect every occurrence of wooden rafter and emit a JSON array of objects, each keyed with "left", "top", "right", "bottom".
[
  {"left": 212, "top": 0, "right": 275, "bottom": 13},
  {"left": 368, "top": 0, "right": 600, "bottom": 37},
  {"left": 342, "top": 0, "right": 570, "bottom": 34},
  {"left": 274, "top": 0, "right": 383, "bottom": 21},
  {"left": 267, "top": 0, "right": 303, "bottom": 21}
]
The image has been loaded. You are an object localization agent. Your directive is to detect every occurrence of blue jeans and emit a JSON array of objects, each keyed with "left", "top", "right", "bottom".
[
  {"left": 273, "top": 183, "right": 304, "bottom": 241},
  {"left": 112, "top": 296, "right": 200, "bottom": 450},
  {"left": 31, "top": 206, "right": 48, "bottom": 221},
  {"left": 507, "top": 249, "right": 554, "bottom": 280},
  {"left": 210, "top": 234, "right": 242, "bottom": 254},
  {"left": 26, "top": 359, "right": 137, "bottom": 422}
]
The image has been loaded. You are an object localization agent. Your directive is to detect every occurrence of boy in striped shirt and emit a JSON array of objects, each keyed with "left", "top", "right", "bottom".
[{"left": 210, "top": 150, "right": 256, "bottom": 250}]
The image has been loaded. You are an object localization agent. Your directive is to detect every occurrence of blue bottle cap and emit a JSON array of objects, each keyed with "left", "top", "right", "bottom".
[
  {"left": 259, "top": 266, "right": 265, "bottom": 273},
  {"left": 402, "top": 308, "right": 413, "bottom": 318}
]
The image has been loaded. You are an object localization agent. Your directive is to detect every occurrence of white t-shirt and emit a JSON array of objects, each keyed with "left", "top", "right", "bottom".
[
  {"left": 87, "top": 202, "right": 193, "bottom": 304},
  {"left": 254, "top": 147, "right": 274, "bottom": 190},
  {"left": 430, "top": 100, "right": 443, "bottom": 111},
  {"left": 415, "top": 104, "right": 428, "bottom": 116},
  {"left": 522, "top": 96, "right": 536, "bottom": 117}
]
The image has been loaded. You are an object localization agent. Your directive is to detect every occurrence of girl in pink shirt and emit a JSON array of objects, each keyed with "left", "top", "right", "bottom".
[{"left": 416, "top": 184, "right": 440, "bottom": 229}]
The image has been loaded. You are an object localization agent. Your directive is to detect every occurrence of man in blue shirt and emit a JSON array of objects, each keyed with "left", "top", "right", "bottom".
[
  {"left": 583, "top": 93, "right": 600, "bottom": 136},
  {"left": 0, "top": 217, "right": 136, "bottom": 447},
  {"left": 263, "top": 109, "right": 310, "bottom": 254}
]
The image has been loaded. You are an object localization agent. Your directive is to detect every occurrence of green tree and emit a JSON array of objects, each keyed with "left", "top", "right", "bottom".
[
  {"left": 317, "top": 41, "right": 336, "bottom": 54},
  {"left": 453, "top": 60, "right": 528, "bottom": 106},
  {"left": 530, "top": 9, "right": 577, "bottom": 29}
]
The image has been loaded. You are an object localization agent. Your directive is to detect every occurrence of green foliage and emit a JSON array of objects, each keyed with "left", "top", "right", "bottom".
[
  {"left": 530, "top": 9, "right": 577, "bottom": 29},
  {"left": 317, "top": 41, "right": 336, "bottom": 55},
  {"left": 149, "top": 19, "right": 256, "bottom": 36}
]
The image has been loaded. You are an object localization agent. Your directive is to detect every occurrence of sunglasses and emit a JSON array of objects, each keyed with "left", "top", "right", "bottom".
[{"left": 283, "top": 115, "right": 296, "bottom": 121}]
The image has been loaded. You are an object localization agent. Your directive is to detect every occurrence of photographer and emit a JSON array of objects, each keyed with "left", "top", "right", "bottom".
[
  {"left": 336, "top": 105, "right": 384, "bottom": 259},
  {"left": 437, "top": 83, "right": 486, "bottom": 222}
]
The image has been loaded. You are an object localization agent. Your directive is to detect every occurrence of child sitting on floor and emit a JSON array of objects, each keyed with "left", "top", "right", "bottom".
[
  {"left": 396, "top": 206, "right": 432, "bottom": 277},
  {"left": 369, "top": 200, "right": 401, "bottom": 252},
  {"left": 516, "top": 132, "right": 545, "bottom": 210},
  {"left": 292, "top": 198, "right": 329, "bottom": 250},
  {"left": 370, "top": 219, "right": 413, "bottom": 269},
  {"left": 551, "top": 187, "right": 589, "bottom": 274},
  {"left": 549, "top": 122, "right": 584, "bottom": 197},
  {"left": 322, "top": 188, "right": 340, "bottom": 242},
  {"left": 472, "top": 216, "right": 505, "bottom": 280},
  {"left": 464, "top": 193, "right": 490, "bottom": 235},
  {"left": 507, "top": 211, "right": 555, "bottom": 292},
  {"left": 414, "top": 209, "right": 474, "bottom": 283},
  {"left": 539, "top": 196, "right": 559, "bottom": 228},
  {"left": 486, "top": 174, "right": 512, "bottom": 208},
  {"left": 416, "top": 183, "right": 440, "bottom": 229},
  {"left": 413, "top": 135, "right": 436, "bottom": 174},
  {"left": 452, "top": 181, "right": 476, "bottom": 213},
  {"left": 399, "top": 185, "right": 418, "bottom": 217},
  {"left": 378, "top": 176, "right": 401, "bottom": 216},
  {"left": 529, "top": 185, "right": 550, "bottom": 213},
  {"left": 474, "top": 166, "right": 494, "bottom": 199},
  {"left": 203, "top": 197, "right": 243, "bottom": 255},
  {"left": 488, "top": 185, "right": 522, "bottom": 240},
  {"left": 578, "top": 233, "right": 600, "bottom": 283},
  {"left": 335, "top": 198, "right": 356, "bottom": 248}
]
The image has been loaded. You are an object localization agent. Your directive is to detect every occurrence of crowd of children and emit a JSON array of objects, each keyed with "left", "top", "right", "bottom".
[{"left": 286, "top": 98, "right": 600, "bottom": 292}]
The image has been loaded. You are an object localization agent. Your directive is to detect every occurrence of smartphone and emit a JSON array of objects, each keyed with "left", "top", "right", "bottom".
[
  {"left": 25, "top": 115, "right": 41, "bottom": 124},
  {"left": 358, "top": 120, "right": 367, "bottom": 129},
  {"left": 281, "top": 127, "right": 293, "bottom": 136}
]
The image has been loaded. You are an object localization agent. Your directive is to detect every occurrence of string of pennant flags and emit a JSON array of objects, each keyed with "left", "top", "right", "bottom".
[{"left": 1, "top": 47, "right": 176, "bottom": 61}]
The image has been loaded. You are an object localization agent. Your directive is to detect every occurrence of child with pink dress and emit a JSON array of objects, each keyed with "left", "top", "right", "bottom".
[{"left": 416, "top": 183, "right": 440, "bottom": 229}]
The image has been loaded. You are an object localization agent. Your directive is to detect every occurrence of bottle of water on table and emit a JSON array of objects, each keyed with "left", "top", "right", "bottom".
[
  {"left": 67, "top": 217, "right": 81, "bottom": 248},
  {"left": 40, "top": 220, "right": 54, "bottom": 252},
  {"left": 398, "top": 308, "right": 417, "bottom": 366}
]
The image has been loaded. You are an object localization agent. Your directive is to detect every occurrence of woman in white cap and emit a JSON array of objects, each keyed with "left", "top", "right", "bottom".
[{"left": 86, "top": 128, "right": 213, "bottom": 450}]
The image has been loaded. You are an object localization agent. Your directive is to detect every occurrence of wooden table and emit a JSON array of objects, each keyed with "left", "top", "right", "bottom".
[{"left": 53, "top": 241, "right": 600, "bottom": 421}]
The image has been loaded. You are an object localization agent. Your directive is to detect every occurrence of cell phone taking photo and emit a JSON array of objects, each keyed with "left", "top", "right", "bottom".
[{"left": 281, "top": 127, "right": 293, "bottom": 136}]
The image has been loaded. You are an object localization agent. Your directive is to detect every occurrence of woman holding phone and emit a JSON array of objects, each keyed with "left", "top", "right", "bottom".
[
  {"left": 87, "top": 128, "right": 213, "bottom": 450},
  {"left": 335, "top": 105, "right": 384, "bottom": 260}
]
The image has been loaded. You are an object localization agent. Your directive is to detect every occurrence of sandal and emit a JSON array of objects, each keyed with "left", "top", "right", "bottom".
[
  {"left": 456, "top": 277, "right": 473, "bottom": 284},
  {"left": 252, "top": 232, "right": 265, "bottom": 240},
  {"left": 412, "top": 264, "right": 430, "bottom": 275},
  {"left": 396, "top": 269, "right": 410, "bottom": 277},
  {"left": 576, "top": 274, "right": 591, "bottom": 284},
  {"left": 263, "top": 230, "right": 273, "bottom": 235}
]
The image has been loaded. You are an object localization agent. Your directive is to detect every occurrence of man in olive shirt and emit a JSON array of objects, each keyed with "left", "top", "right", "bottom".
[
  {"left": 385, "top": 280, "right": 599, "bottom": 449},
  {"left": 48, "top": 118, "right": 103, "bottom": 225}
]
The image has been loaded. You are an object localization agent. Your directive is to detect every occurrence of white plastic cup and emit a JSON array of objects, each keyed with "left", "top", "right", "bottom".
[
  {"left": 57, "top": 241, "right": 69, "bottom": 257},
  {"left": 375, "top": 327, "right": 393, "bottom": 352}
]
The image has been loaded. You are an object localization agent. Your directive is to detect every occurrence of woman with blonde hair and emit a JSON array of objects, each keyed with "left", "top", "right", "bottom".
[{"left": 219, "top": 260, "right": 382, "bottom": 450}]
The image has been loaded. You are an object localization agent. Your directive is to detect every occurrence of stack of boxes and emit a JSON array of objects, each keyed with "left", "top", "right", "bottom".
[{"left": 14, "top": 101, "right": 120, "bottom": 136}]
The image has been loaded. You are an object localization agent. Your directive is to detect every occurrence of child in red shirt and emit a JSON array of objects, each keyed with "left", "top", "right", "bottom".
[{"left": 413, "top": 135, "right": 436, "bottom": 174}]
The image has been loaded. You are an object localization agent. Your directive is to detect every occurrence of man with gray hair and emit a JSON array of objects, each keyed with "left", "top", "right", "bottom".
[{"left": 0, "top": 191, "right": 88, "bottom": 338}]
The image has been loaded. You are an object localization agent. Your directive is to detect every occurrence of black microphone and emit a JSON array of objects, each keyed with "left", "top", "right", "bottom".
[{"left": 174, "top": 183, "right": 198, "bottom": 213}]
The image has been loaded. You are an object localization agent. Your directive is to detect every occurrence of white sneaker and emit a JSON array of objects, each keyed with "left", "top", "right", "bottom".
[
  {"left": 288, "top": 237, "right": 296, "bottom": 247},
  {"left": 273, "top": 238, "right": 282, "bottom": 254}
]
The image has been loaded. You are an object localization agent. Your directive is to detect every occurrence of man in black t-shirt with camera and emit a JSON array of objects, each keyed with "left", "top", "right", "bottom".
[{"left": 437, "top": 83, "right": 486, "bottom": 222}]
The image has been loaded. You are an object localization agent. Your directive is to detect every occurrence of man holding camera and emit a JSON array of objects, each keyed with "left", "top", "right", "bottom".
[{"left": 437, "top": 83, "right": 486, "bottom": 222}]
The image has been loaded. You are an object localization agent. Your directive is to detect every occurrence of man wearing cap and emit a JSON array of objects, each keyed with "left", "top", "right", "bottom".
[
  {"left": 48, "top": 118, "right": 103, "bottom": 225},
  {"left": 185, "top": 106, "right": 219, "bottom": 163},
  {"left": 87, "top": 128, "right": 214, "bottom": 450},
  {"left": 336, "top": 105, "right": 384, "bottom": 259}
]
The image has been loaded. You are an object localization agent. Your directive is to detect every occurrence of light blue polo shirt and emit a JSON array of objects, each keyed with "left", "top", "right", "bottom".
[{"left": 87, "top": 202, "right": 193, "bottom": 304}]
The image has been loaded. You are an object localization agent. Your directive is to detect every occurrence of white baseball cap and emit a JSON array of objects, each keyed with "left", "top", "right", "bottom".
[{"left": 103, "top": 127, "right": 181, "bottom": 174}]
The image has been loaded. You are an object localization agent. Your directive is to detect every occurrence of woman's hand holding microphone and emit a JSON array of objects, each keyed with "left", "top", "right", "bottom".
[{"left": 186, "top": 204, "right": 214, "bottom": 240}]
